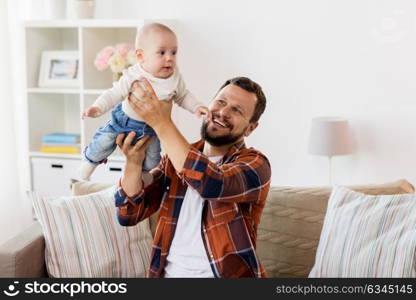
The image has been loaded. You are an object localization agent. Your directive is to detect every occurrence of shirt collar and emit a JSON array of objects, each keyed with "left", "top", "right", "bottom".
[{"left": 192, "top": 139, "right": 246, "bottom": 164}]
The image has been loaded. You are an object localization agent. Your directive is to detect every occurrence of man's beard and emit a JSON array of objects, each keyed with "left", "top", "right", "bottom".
[{"left": 200, "top": 121, "right": 246, "bottom": 147}]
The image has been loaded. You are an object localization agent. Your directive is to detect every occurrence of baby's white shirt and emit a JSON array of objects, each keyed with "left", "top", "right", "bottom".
[{"left": 92, "top": 64, "right": 203, "bottom": 121}]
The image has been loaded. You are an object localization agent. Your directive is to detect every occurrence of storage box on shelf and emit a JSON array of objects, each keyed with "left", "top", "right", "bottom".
[{"left": 23, "top": 19, "right": 172, "bottom": 196}]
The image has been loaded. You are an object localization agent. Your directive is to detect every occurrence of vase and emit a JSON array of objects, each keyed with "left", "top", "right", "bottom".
[
  {"left": 46, "top": 0, "right": 66, "bottom": 19},
  {"left": 74, "top": 0, "right": 95, "bottom": 19}
]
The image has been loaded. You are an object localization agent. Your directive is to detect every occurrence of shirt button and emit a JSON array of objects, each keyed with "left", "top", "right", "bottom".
[
  {"left": 166, "top": 186, "right": 170, "bottom": 190},
  {"left": 210, "top": 254, "right": 214, "bottom": 258}
]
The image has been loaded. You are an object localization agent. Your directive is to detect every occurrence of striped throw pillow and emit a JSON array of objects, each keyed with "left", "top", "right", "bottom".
[
  {"left": 31, "top": 186, "right": 153, "bottom": 277},
  {"left": 309, "top": 185, "right": 416, "bottom": 277}
]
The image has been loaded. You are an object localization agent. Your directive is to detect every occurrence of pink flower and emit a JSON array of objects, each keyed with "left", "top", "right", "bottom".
[
  {"left": 94, "top": 46, "right": 115, "bottom": 71},
  {"left": 116, "top": 43, "right": 133, "bottom": 57},
  {"left": 94, "top": 44, "right": 136, "bottom": 73},
  {"left": 94, "top": 57, "right": 109, "bottom": 71}
]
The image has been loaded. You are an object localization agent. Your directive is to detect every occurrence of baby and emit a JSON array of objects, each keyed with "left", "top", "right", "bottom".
[{"left": 79, "top": 23, "right": 208, "bottom": 180}]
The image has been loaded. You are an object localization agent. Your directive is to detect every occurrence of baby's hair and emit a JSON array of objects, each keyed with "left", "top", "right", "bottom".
[{"left": 135, "top": 23, "right": 176, "bottom": 49}]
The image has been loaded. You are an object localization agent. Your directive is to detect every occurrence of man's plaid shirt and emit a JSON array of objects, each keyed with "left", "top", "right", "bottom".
[{"left": 115, "top": 139, "right": 271, "bottom": 278}]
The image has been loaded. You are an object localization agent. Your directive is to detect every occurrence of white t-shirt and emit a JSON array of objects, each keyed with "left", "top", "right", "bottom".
[{"left": 164, "top": 156, "right": 222, "bottom": 278}]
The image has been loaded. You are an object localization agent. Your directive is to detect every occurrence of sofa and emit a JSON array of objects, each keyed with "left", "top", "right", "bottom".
[{"left": 0, "top": 179, "right": 413, "bottom": 278}]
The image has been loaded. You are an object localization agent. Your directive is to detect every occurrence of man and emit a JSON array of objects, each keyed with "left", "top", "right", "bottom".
[{"left": 114, "top": 77, "right": 271, "bottom": 278}]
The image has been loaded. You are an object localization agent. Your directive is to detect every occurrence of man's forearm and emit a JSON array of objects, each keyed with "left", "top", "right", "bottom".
[
  {"left": 154, "top": 119, "right": 190, "bottom": 172},
  {"left": 121, "top": 161, "right": 143, "bottom": 197}
]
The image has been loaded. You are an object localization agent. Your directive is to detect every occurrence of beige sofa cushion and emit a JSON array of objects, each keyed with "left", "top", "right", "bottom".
[{"left": 257, "top": 179, "right": 415, "bottom": 278}]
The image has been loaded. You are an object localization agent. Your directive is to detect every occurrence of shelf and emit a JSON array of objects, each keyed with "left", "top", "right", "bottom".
[
  {"left": 24, "top": 19, "right": 146, "bottom": 28},
  {"left": 23, "top": 19, "right": 156, "bottom": 196},
  {"left": 29, "top": 151, "right": 82, "bottom": 160},
  {"left": 29, "top": 151, "right": 125, "bottom": 162},
  {"left": 27, "top": 88, "right": 107, "bottom": 95},
  {"left": 83, "top": 89, "right": 106, "bottom": 95},
  {"left": 28, "top": 88, "right": 80, "bottom": 95}
]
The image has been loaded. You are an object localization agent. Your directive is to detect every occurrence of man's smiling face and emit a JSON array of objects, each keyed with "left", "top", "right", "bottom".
[{"left": 201, "top": 84, "right": 259, "bottom": 147}]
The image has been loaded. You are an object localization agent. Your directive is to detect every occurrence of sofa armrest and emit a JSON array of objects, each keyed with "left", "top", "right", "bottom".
[{"left": 0, "top": 221, "right": 47, "bottom": 277}]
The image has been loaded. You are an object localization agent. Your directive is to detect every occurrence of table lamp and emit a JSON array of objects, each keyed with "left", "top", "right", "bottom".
[{"left": 308, "top": 117, "right": 354, "bottom": 185}]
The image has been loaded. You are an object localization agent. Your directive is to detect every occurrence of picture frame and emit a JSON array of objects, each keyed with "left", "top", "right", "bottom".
[{"left": 38, "top": 51, "right": 79, "bottom": 88}]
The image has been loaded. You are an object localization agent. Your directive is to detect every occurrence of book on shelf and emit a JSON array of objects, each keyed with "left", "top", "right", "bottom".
[
  {"left": 41, "top": 143, "right": 81, "bottom": 148},
  {"left": 40, "top": 145, "right": 80, "bottom": 154},
  {"left": 42, "top": 133, "right": 81, "bottom": 144}
]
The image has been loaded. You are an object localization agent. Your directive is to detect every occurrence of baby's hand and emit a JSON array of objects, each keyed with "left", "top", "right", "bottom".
[
  {"left": 81, "top": 106, "right": 102, "bottom": 119},
  {"left": 195, "top": 106, "right": 211, "bottom": 119}
]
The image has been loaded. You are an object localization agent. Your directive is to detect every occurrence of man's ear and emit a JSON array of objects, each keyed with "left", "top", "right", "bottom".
[
  {"left": 136, "top": 49, "right": 144, "bottom": 63},
  {"left": 245, "top": 122, "right": 259, "bottom": 137}
]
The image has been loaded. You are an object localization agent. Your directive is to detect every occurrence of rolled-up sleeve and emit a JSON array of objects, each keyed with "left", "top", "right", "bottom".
[{"left": 115, "top": 156, "right": 167, "bottom": 226}]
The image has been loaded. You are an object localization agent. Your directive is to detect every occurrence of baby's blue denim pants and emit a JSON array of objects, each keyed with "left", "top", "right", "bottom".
[{"left": 84, "top": 103, "right": 161, "bottom": 172}]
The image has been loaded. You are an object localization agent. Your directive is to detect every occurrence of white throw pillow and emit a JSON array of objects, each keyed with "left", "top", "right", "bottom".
[
  {"left": 309, "top": 185, "right": 416, "bottom": 277},
  {"left": 31, "top": 186, "right": 153, "bottom": 277}
]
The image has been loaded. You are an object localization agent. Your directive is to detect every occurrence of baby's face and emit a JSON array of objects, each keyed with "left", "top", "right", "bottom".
[{"left": 137, "top": 30, "right": 178, "bottom": 79}]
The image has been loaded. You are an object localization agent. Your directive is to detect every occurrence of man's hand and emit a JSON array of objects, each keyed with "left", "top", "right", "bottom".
[
  {"left": 194, "top": 105, "right": 211, "bottom": 119},
  {"left": 81, "top": 106, "right": 102, "bottom": 119},
  {"left": 128, "top": 78, "right": 174, "bottom": 132},
  {"left": 129, "top": 78, "right": 191, "bottom": 173},
  {"left": 116, "top": 132, "right": 152, "bottom": 167},
  {"left": 117, "top": 132, "right": 152, "bottom": 197}
]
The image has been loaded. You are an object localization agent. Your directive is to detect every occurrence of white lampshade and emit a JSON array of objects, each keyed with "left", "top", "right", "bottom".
[{"left": 308, "top": 117, "right": 353, "bottom": 156}]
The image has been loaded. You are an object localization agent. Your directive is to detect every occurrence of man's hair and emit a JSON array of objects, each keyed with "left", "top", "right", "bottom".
[
  {"left": 219, "top": 77, "right": 267, "bottom": 123},
  {"left": 135, "top": 23, "right": 175, "bottom": 49}
]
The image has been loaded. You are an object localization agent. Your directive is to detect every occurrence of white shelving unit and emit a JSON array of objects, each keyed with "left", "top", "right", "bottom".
[{"left": 23, "top": 19, "right": 169, "bottom": 196}]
